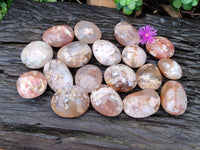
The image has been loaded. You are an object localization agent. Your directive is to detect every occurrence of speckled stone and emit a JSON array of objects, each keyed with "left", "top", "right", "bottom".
[
  {"left": 21, "top": 41, "right": 53, "bottom": 69},
  {"left": 16, "top": 71, "right": 47, "bottom": 99},
  {"left": 51, "top": 86, "right": 90, "bottom": 118},
  {"left": 57, "top": 41, "right": 92, "bottom": 68},
  {"left": 90, "top": 85, "right": 123, "bottom": 117},
  {"left": 43, "top": 25, "right": 74, "bottom": 47},
  {"left": 123, "top": 89, "right": 160, "bottom": 118},
  {"left": 104, "top": 64, "right": 137, "bottom": 92},
  {"left": 161, "top": 81, "right": 187, "bottom": 116}
]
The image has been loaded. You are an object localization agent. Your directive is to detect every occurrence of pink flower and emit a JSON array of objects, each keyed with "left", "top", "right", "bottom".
[{"left": 138, "top": 25, "right": 157, "bottom": 44}]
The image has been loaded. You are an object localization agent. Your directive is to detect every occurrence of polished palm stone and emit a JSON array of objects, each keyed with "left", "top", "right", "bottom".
[
  {"left": 161, "top": 81, "right": 187, "bottom": 116},
  {"left": 43, "top": 25, "right": 74, "bottom": 47},
  {"left": 90, "top": 85, "right": 123, "bottom": 117},
  {"left": 21, "top": 41, "right": 53, "bottom": 69},
  {"left": 123, "top": 89, "right": 160, "bottom": 118},
  {"left": 75, "top": 64, "right": 102, "bottom": 93},
  {"left": 104, "top": 64, "right": 137, "bottom": 92},
  {"left": 57, "top": 41, "right": 92, "bottom": 68},
  {"left": 51, "top": 86, "right": 90, "bottom": 118},
  {"left": 158, "top": 58, "right": 182, "bottom": 79},
  {"left": 136, "top": 63, "right": 162, "bottom": 90},
  {"left": 146, "top": 36, "right": 174, "bottom": 59},
  {"left": 17, "top": 71, "right": 47, "bottom": 99},
  {"left": 74, "top": 21, "right": 101, "bottom": 44},
  {"left": 43, "top": 59, "right": 73, "bottom": 92},
  {"left": 114, "top": 22, "right": 140, "bottom": 46},
  {"left": 122, "top": 45, "right": 147, "bottom": 68}
]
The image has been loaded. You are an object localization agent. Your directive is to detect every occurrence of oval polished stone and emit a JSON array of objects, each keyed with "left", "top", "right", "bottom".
[
  {"left": 43, "top": 25, "right": 74, "bottom": 47},
  {"left": 146, "top": 36, "right": 174, "bottom": 59},
  {"left": 136, "top": 63, "right": 162, "bottom": 90},
  {"left": 122, "top": 45, "right": 147, "bottom": 68},
  {"left": 57, "top": 41, "right": 92, "bottom": 68},
  {"left": 114, "top": 22, "right": 140, "bottom": 46},
  {"left": 123, "top": 89, "right": 160, "bottom": 118},
  {"left": 21, "top": 41, "right": 53, "bottom": 69},
  {"left": 158, "top": 58, "right": 182, "bottom": 79},
  {"left": 74, "top": 21, "right": 101, "bottom": 44},
  {"left": 17, "top": 71, "right": 47, "bottom": 99},
  {"left": 75, "top": 64, "right": 102, "bottom": 93},
  {"left": 90, "top": 85, "right": 123, "bottom": 117},
  {"left": 43, "top": 59, "right": 73, "bottom": 92},
  {"left": 104, "top": 64, "right": 137, "bottom": 92},
  {"left": 92, "top": 40, "right": 121, "bottom": 66},
  {"left": 161, "top": 81, "right": 187, "bottom": 115},
  {"left": 51, "top": 86, "right": 90, "bottom": 118}
]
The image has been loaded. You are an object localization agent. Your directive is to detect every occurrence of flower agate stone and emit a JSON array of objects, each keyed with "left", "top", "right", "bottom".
[
  {"left": 104, "top": 64, "right": 137, "bottom": 92},
  {"left": 57, "top": 41, "right": 92, "bottom": 68},
  {"left": 123, "top": 89, "right": 160, "bottom": 118},
  {"left": 146, "top": 36, "right": 174, "bottom": 59},
  {"left": 114, "top": 22, "right": 140, "bottom": 46},
  {"left": 74, "top": 21, "right": 101, "bottom": 44},
  {"left": 161, "top": 81, "right": 187, "bottom": 115},
  {"left": 75, "top": 64, "right": 102, "bottom": 93},
  {"left": 17, "top": 71, "right": 47, "bottom": 99},
  {"left": 43, "top": 59, "right": 73, "bottom": 92},
  {"left": 122, "top": 45, "right": 147, "bottom": 68},
  {"left": 136, "top": 64, "right": 162, "bottom": 90},
  {"left": 92, "top": 40, "right": 121, "bottom": 66},
  {"left": 21, "top": 41, "right": 53, "bottom": 69},
  {"left": 51, "top": 86, "right": 90, "bottom": 118},
  {"left": 43, "top": 25, "right": 74, "bottom": 47},
  {"left": 90, "top": 85, "right": 123, "bottom": 117},
  {"left": 158, "top": 58, "right": 182, "bottom": 80}
]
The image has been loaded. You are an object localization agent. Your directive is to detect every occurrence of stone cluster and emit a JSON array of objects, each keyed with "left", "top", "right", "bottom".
[{"left": 17, "top": 21, "right": 187, "bottom": 118}]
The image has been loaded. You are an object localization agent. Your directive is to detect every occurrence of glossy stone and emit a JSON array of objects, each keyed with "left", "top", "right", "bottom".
[
  {"left": 16, "top": 71, "right": 47, "bottom": 99},
  {"left": 43, "top": 59, "right": 73, "bottom": 92},
  {"left": 114, "top": 22, "right": 140, "bottom": 46},
  {"left": 75, "top": 64, "right": 102, "bottom": 93},
  {"left": 146, "top": 36, "right": 174, "bottom": 59},
  {"left": 21, "top": 41, "right": 53, "bottom": 69},
  {"left": 123, "top": 89, "right": 160, "bottom": 118},
  {"left": 122, "top": 45, "right": 147, "bottom": 68},
  {"left": 92, "top": 40, "right": 121, "bottom": 66},
  {"left": 43, "top": 25, "right": 74, "bottom": 47},
  {"left": 90, "top": 85, "right": 123, "bottom": 117},
  {"left": 136, "top": 63, "right": 162, "bottom": 90},
  {"left": 51, "top": 86, "right": 90, "bottom": 118},
  {"left": 74, "top": 21, "right": 101, "bottom": 44},
  {"left": 158, "top": 58, "right": 182, "bottom": 80},
  {"left": 161, "top": 81, "right": 187, "bottom": 115},
  {"left": 104, "top": 64, "right": 137, "bottom": 92},
  {"left": 57, "top": 41, "right": 92, "bottom": 68}
]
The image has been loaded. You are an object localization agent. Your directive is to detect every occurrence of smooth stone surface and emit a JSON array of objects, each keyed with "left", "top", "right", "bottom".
[
  {"left": 92, "top": 40, "right": 121, "bottom": 66},
  {"left": 51, "top": 86, "right": 90, "bottom": 118},
  {"left": 21, "top": 41, "right": 53, "bottom": 69},
  {"left": 57, "top": 41, "right": 92, "bottom": 68},
  {"left": 43, "top": 25, "right": 74, "bottom": 47},
  {"left": 16, "top": 71, "right": 47, "bottom": 99},
  {"left": 74, "top": 21, "right": 101, "bottom": 44},
  {"left": 136, "top": 63, "right": 162, "bottom": 90},
  {"left": 43, "top": 59, "right": 73, "bottom": 92},
  {"left": 114, "top": 22, "right": 140, "bottom": 46},
  {"left": 122, "top": 45, "right": 147, "bottom": 68},
  {"left": 161, "top": 81, "right": 187, "bottom": 116},
  {"left": 104, "top": 64, "right": 137, "bottom": 92},
  {"left": 146, "top": 36, "right": 174, "bottom": 59},
  {"left": 158, "top": 58, "right": 182, "bottom": 79},
  {"left": 90, "top": 85, "right": 123, "bottom": 117},
  {"left": 75, "top": 64, "right": 102, "bottom": 93},
  {"left": 123, "top": 89, "right": 160, "bottom": 118}
]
